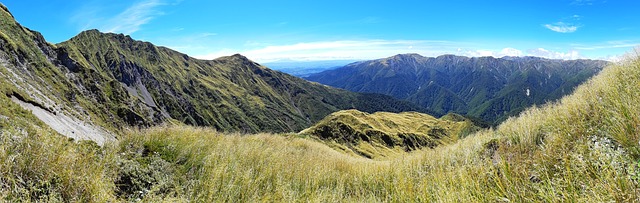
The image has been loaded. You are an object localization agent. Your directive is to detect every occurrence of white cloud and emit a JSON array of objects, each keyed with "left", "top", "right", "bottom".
[
  {"left": 458, "top": 48, "right": 524, "bottom": 58},
  {"left": 500, "top": 48, "right": 524, "bottom": 56},
  {"left": 193, "top": 40, "right": 470, "bottom": 62},
  {"left": 544, "top": 14, "right": 582, "bottom": 33},
  {"left": 102, "top": 0, "right": 165, "bottom": 34},
  {"left": 465, "top": 47, "right": 582, "bottom": 60},
  {"left": 544, "top": 22, "right": 579, "bottom": 33},
  {"left": 191, "top": 39, "right": 597, "bottom": 62},
  {"left": 599, "top": 55, "right": 622, "bottom": 62},
  {"left": 73, "top": 0, "right": 178, "bottom": 35},
  {"left": 526, "top": 48, "right": 581, "bottom": 60}
]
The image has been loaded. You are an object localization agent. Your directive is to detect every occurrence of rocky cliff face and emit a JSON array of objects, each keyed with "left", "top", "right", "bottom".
[
  {"left": 306, "top": 54, "right": 610, "bottom": 124},
  {"left": 0, "top": 5, "right": 429, "bottom": 143}
]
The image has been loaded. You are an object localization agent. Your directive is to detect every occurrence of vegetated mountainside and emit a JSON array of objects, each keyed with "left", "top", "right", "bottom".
[
  {"left": 3, "top": 51, "right": 638, "bottom": 202},
  {"left": 0, "top": 4, "right": 429, "bottom": 141},
  {"left": 306, "top": 53, "right": 609, "bottom": 124},
  {"left": 300, "top": 109, "right": 481, "bottom": 158},
  {"left": 57, "top": 30, "right": 426, "bottom": 133}
]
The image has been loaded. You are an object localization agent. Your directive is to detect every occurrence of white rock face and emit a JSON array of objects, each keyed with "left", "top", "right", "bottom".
[{"left": 11, "top": 96, "right": 115, "bottom": 145}]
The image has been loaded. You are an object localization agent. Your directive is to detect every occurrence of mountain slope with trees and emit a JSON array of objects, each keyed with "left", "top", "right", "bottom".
[{"left": 306, "top": 54, "right": 609, "bottom": 124}]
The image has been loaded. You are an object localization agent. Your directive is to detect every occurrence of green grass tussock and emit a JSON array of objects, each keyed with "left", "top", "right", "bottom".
[{"left": 0, "top": 88, "right": 117, "bottom": 202}]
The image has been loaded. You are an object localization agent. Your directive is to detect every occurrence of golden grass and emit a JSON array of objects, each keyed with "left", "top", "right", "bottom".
[
  {"left": 1, "top": 51, "right": 640, "bottom": 202},
  {"left": 300, "top": 110, "right": 478, "bottom": 159}
]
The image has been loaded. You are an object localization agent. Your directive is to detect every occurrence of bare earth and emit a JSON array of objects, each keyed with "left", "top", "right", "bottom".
[{"left": 11, "top": 96, "right": 115, "bottom": 145}]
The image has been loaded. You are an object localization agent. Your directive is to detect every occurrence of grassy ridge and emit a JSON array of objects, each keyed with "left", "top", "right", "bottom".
[
  {"left": 2, "top": 52, "right": 639, "bottom": 201},
  {"left": 54, "top": 30, "right": 430, "bottom": 133},
  {"left": 300, "top": 110, "right": 480, "bottom": 158}
]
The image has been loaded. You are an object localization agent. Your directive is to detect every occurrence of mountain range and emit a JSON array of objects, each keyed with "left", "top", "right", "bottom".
[
  {"left": 0, "top": 6, "right": 427, "bottom": 143},
  {"left": 306, "top": 53, "right": 609, "bottom": 124}
]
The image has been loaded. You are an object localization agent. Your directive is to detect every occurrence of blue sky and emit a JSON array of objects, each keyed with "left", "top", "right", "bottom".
[{"left": 3, "top": 0, "right": 639, "bottom": 62}]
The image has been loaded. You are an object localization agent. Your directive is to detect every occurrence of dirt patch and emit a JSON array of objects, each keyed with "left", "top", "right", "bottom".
[{"left": 11, "top": 95, "right": 114, "bottom": 145}]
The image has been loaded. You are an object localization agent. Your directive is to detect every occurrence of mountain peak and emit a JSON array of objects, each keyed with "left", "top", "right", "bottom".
[
  {"left": 215, "top": 53, "right": 255, "bottom": 63},
  {"left": 69, "top": 29, "right": 137, "bottom": 44},
  {"left": 379, "top": 53, "right": 426, "bottom": 66},
  {"left": 500, "top": 55, "right": 545, "bottom": 61},
  {"left": 0, "top": 3, "right": 14, "bottom": 19},
  {"left": 231, "top": 53, "right": 250, "bottom": 60},
  {"left": 435, "top": 54, "right": 469, "bottom": 61},
  {"left": 391, "top": 53, "right": 424, "bottom": 60},
  {"left": 73, "top": 29, "right": 105, "bottom": 38}
]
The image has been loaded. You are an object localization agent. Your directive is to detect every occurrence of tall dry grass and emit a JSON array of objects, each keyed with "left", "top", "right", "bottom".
[{"left": 1, "top": 52, "right": 639, "bottom": 202}]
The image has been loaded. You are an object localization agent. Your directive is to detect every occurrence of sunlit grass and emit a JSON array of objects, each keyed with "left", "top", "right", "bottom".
[{"left": 1, "top": 51, "right": 640, "bottom": 201}]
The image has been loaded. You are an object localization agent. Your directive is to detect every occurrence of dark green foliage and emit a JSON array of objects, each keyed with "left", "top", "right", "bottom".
[
  {"left": 115, "top": 143, "right": 178, "bottom": 200},
  {"left": 306, "top": 54, "right": 609, "bottom": 125}
]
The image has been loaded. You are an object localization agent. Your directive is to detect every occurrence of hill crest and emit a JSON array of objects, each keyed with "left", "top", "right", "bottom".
[{"left": 300, "top": 109, "right": 480, "bottom": 158}]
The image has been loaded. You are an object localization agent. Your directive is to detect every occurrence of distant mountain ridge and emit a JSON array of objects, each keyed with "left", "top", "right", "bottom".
[
  {"left": 306, "top": 53, "right": 609, "bottom": 124},
  {"left": 263, "top": 59, "right": 355, "bottom": 77}
]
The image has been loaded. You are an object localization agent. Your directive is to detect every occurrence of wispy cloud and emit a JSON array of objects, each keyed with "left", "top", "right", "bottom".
[
  {"left": 571, "top": 0, "right": 595, "bottom": 6},
  {"left": 573, "top": 40, "right": 640, "bottom": 50},
  {"left": 544, "top": 15, "right": 581, "bottom": 33},
  {"left": 73, "top": 0, "right": 177, "bottom": 35},
  {"left": 570, "top": 0, "right": 606, "bottom": 6},
  {"left": 544, "top": 22, "right": 579, "bottom": 33},
  {"left": 103, "top": 0, "right": 165, "bottom": 34}
]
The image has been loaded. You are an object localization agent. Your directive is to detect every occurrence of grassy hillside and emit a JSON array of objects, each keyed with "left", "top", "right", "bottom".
[
  {"left": 54, "top": 30, "right": 430, "bottom": 133},
  {"left": 2, "top": 52, "right": 639, "bottom": 202},
  {"left": 300, "top": 110, "right": 480, "bottom": 158},
  {"left": 0, "top": 2, "right": 429, "bottom": 138}
]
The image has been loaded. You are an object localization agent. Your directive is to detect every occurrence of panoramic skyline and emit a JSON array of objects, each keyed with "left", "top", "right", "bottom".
[{"left": 4, "top": 0, "right": 639, "bottom": 62}]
